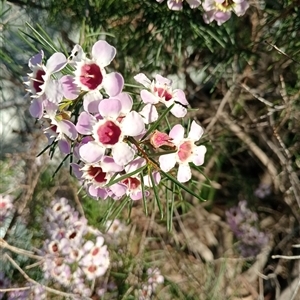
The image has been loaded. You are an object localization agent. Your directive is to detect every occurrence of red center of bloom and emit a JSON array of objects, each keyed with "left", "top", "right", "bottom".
[
  {"left": 88, "top": 265, "right": 97, "bottom": 273},
  {"left": 178, "top": 141, "right": 193, "bottom": 162},
  {"left": 92, "top": 248, "right": 99, "bottom": 256},
  {"left": 96, "top": 121, "right": 121, "bottom": 145},
  {"left": 68, "top": 231, "right": 77, "bottom": 239},
  {"left": 51, "top": 243, "right": 59, "bottom": 253},
  {"left": 154, "top": 87, "right": 172, "bottom": 101},
  {"left": 123, "top": 177, "right": 140, "bottom": 190},
  {"left": 87, "top": 166, "right": 106, "bottom": 183},
  {"left": 33, "top": 69, "right": 46, "bottom": 93},
  {"left": 80, "top": 63, "right": 103, "bottom": 90},
  {"left": 0, "top": 201, "right": 6, "bottom": 209}
]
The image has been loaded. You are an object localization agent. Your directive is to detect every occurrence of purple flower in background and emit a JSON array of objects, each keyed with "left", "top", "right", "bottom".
[
  {"left": 202, "top": 0, "right": 250, "bottom": 25},
  {"left": 157, "top": 0, "right": 201, "bottom": 10},
  {"left": 226, "top": 200, "right": 268, "bottom": 257}
]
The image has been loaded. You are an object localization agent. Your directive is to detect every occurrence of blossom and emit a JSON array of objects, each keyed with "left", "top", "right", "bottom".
[
  {"left": 202, "top": 0, "right": 250, "bottom": 25},
  {"left": 43, "top": 106, "right": 78, "bottom": 154},
  {"left": 134, "top": 73, "right": 189, "bottom": 122},
  {"left": 79, "top": 156, "right": 124, "bottom": 199},
  {"left": 109, "top": 158, "right": 161, "bottom": 200},
  {"left": 71, "top": 40, "right": 124, "bottom": 97},
  {"left": 78, "top": 97, "right": 145, "bottom": 166},
  {"left": 80, "top": 236, "right": 110, "bottom": 280},
  {"left": 157, "top": 0, "right": 201, "bottom": 10},
  {"left": 226, "top": 200, "right": 269, "bottom": 257},
  {"left": 25, "top": 50, "right": 67, "bottom": 118},
  {"left": 159, "top": 121, "right": 206, "bottom": 183}
]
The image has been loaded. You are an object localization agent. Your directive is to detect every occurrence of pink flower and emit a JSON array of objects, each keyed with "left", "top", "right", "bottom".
[
  {"left": 159, "top": 121, "right": 207, "bottom": 183},
  {"left": 80, "top": 237, "right": 110, "bottom": 280},
  {"left": 71, "top": 40, "right": 124, "bottom": 97},
  {"left": 157, "top": 0, "right": 201, "bottom": 10},
  {"left": 134, "top": 73, "right": 189, "bottom": 122},
  {"left": 77, "top": 97, "right": 145, "bottom": 166},
  {"left": 202, "top": 0, "right": 250, "bottom": 25},
  {"left": 109, "top": 158, "right": 161, "bottom": 200},
  {"left": 25, "top": 50, "right": 67, "bottom": 118},
  {"left": 43, "top": 107, "right": 78, "bottom": 155}
]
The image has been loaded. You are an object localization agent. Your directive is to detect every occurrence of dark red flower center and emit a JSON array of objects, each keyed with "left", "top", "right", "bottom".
[
  {"left": 123, "top": 177, "right": 140, "bottom": 190},
  {"left": 96, "top": 121, "right": 121, "bottom": 145},
  {"left": 92, "top": 248, "right": 99, "bottom": 256},
  {"left": 80, "top": 63, "right": 103, "bottom": 90},
  {"left": 87, "top": 166, "right": 106, "bottom": 183},
  {"left": 220, "top": 0, "right": 234, "bottom": 8},
  {"left": 33, "top": 69, "right": 46, "bottom": 93},
  {"left": 154, "top": 87, "right": 172, "bottom": 101},
  {"left": 88, "top": 265, "right": 97, "bottom": 273}
]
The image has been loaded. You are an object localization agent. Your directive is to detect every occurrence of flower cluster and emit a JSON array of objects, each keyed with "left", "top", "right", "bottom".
[
  {"left": 226, "top": 200, "right": 269, "bottom": 257},
  {"left": 156, "top": 0, "right": 250, "bottom": 25},
  {"left": 156, "top": 0, "right": 201, "bottom": 11},
  {"left": 25, "top": 39, "right": 207, "bottom": 201},
  {"left": 202, "top": 0, "right": 250, "bottom": 25},
  {"left": 40, "top": 197, "right": 110, "bottom": 297},
  {"left": 7, "top": 284, "right": 46, "bottom": 300},
  {"left": 0, "top": 272, "right": 46, "bottom": 300},
  {"left": 138, "top": 268, "right": 164, "bottom": 300}
]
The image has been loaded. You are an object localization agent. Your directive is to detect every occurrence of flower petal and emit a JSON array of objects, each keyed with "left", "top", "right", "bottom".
[
  {"left": 29, "top": 99, "right": 43, "bottom": 119},
  {"left": 58, "top": 138, "right": 71, "bottom": 154},
  {"left": 109, "top": 183, "right": 127, "bottom": 198},
  {"left": 60, "top": 75, "right": 80, "bottom": 100},
  {"left": 76, "top": 112, "right": 95, "bottom": 135},
  {"left": 192, "top": 145, "right": 207, "bottom": 166},
  {"left": 155, "top": 74, "right": 172, "bottom": 86},
  {"left": 140, "top": 90, "right": 158, "bottom": 104},
  {"left": 102, "top": 72, "right": 124, "bottom": 97},
  {"left": 112, "top": 142, "right": 135, "bottom": 166},
  {"left": 28, "top": 50, "right": 44, "bottom": 69},
  {"left": 70, "top": 163, "right": 83, "bottom": 179},
  {"left": 177, "top": 164, "right": 192, "bottom": 183},
  {"left": 139, "top": 104, "right": 158, "bottom": 124},
  {"left": 159, "top": 153, "right": 176, "bottom": 172},
  {"left": 186, "top": 0, "right": 201, "bottom": 8},
  {"left": 188, "top": 121, "right": 204, "bottom": 141},
  {"left": 98, "top": 98, "right": 122, "bottom": 119},
  {"left": 79, "top": 141, "right": 105, "bottom": 163},
  {"left": 46, "top": 52, "right": 67, "bottom": 74},
  {"left": 83, "top": 91, "right": 103, "bottom": 114},
  {"left": 102, "top": 156, "right": 124, "bottom": 172},
  {"left": 170, "top": 103, "right": 187, "bottom": 118},
  {"left": 174, "top": 89, "right": 189, "bottom": 105},
  {"left": 88, "top": 185, "right": 108, "bottom": 199},
  {"left": 111, "top": 92, "right": 133, "bottom": 114},
  {"left": 43, "top": 80, "right": 64, "bottom": 104},
  {"left": 122, "top": 111, "right": 145, "bottom": 137},
  {"left": 169, "top": 124, "right": 184, "bottom": 144},
  {"left": 134, "top": 73, "right": 151, "bottom": 88},
  {"left": 125, "top": 157, "right": 146, "bottom": 174},
  {"left": 59, "top": 119, "right": 78, "bottom": 140},
  {"left": 92, "top": 40, "right": 116, "bottom": 67}
]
